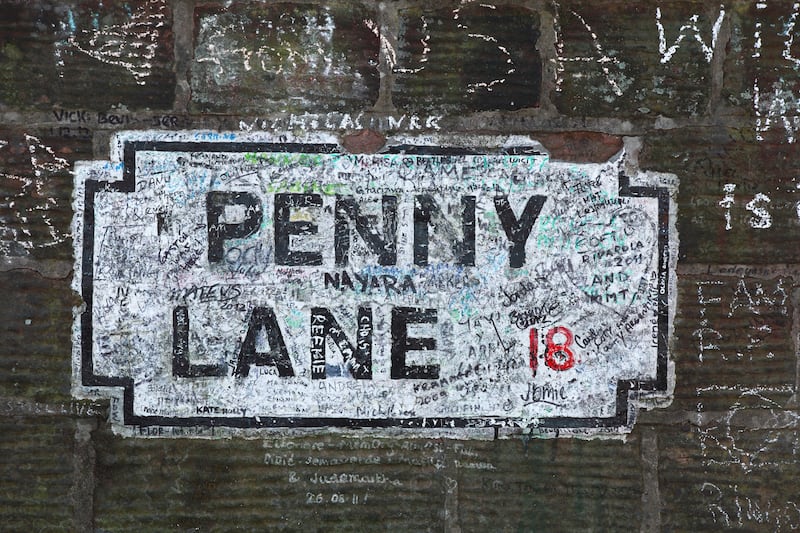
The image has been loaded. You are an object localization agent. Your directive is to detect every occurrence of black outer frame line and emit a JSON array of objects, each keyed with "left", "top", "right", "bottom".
[{"left": 79, "top": 142, "right": 670, "bottom": 430}]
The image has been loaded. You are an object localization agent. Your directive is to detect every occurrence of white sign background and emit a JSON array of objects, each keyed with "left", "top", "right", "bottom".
[{"left": 72, "top": 132, "right": 676, "bottom": 436}]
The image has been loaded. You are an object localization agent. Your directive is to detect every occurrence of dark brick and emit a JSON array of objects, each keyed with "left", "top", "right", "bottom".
[
  {"left": 659, "top": 424, "right": 800, "bottom": 531},
  {"left": 455, "top": 436, "right": 644, "bottom": 531},
  {"left": 640, "top": 130, "right": 800, "bottom": 263},
  {"left": 0, "top": 0, "right": 175, "bottom": 111},
  {"left": 0, "top": 416, "right": 77, "bottom": 531},
  {"left": 93, "top": 432, "right": 647, "bottom": 531},
  {"left": 393, "top": 4, "right": 541, "bottom": 114},
  {"left": 552, "top": 1, "right": 721, "bottom": 117},
  {"left": 191, "top": 2, "right": 379, "bottom": 115},
  {"left": 723, "top": 1, "right": 800, "bottom": 144},
  {"left": 0, "top": 128, "right": 90, "bottom": 260},
  {"left": 94, "top": 434, "right": 445, "bottom": 530},
  {"left": 671, "top": 274, "right": 795, "bottom": 412},
  {"left": 0, "top": 270, "right": 77, "bottom": 401}
]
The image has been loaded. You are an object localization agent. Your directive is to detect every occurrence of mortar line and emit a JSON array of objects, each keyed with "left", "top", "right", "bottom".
[
  {"left": 170, "top": 0, "right": 194, "bottom": 113},
  {"left": 71, "top": 419, "right": 97, "bottom": 532},
  {"left": 640, "top": 426, "right": 661, "bottom": 533},
  {"left": 708, "top": 3, "right": 731, "bottom": 116},
  {"left": 788, "top": 285, "right": 800, "bottom": 407},
  {"left": 373, "top": 1, "right": 398, "bottom": 113}
]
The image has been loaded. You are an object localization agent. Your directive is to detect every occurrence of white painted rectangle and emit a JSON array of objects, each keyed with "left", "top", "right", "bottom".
[{"left": 72, "top": 133, "right": 675, "bottom": 436}]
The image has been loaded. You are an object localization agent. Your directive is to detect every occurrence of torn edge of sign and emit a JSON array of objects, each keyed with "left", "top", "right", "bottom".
[{"left": 70, "top": 130, "right": 678, "bottom": 439}]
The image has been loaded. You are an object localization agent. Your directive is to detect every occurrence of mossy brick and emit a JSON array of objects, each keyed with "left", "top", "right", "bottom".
[
  {"left": 551, "top": 0, "right": 720, "bottom": 118},
  {"left": 0, "top": 270, "right": 77, "bottom": 402},
  {"left": 670, "top": 274, "right": 795, "bottom": 412},
  {"left": 659, "top": 424, "right": 800, "bottom": 531},
  {"left": 0, "top": 416, "right": 77, "bottom": 531},
  {"left": 191, "top": 2, "right": 379, "bottom": 115},
  {"left": 392, "top": 4, "right": 541, "bottom": 114},
  {"left": 0, "top": 0, "right": 174, "bottom": 111},
  {"left": 640, "top": 130, "right": 800, "bottom": 263},
  {"left": 0, "top": 128, "right": 90, "bottom": 260},
  {"left": 723, "top": 1, "right": 800, "bottom": 143}
]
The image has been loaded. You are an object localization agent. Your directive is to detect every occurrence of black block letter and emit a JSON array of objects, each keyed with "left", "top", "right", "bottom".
[
  {"left": 494, "top": 195, "right": 547, "bottom": 268},
  {"left": 310, "top": 307, "right": 373, "bottom": 379},
  {"left": 413, "top": 195, "right": 475, "bottom": 266},
  {"left": 207, "top": 191, "right": 262, "bottom": 263},
  {"left": 334, "top": 196, "right": 397, "bottom": 267},
  {"left": 275, "top": 193, "right": 323, "bottom": 266},
  {"left": 234, "top": 307, "right": 294, "bottom": 377},
  {"left": 391, "top": 307, "right": 438, "bottom": 379},
  {"left": 172, "top": 306, "right": 226, "bottom": 377}
]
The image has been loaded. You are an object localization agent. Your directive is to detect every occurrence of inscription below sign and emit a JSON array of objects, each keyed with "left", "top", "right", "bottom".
[{"left": 73, "top": 134, "right": 675, "bottom": 436}]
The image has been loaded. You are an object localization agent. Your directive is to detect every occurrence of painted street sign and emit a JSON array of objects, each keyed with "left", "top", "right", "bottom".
[{"left": 72, "top": 132, "right": 676, "bottom": 437}]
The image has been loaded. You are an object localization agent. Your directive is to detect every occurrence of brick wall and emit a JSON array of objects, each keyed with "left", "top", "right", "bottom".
[{"left": 2, "top": 0, "right": 799, "bottom": 530}]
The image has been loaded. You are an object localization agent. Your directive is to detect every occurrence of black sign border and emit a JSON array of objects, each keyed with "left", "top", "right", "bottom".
[{"left": 80, "top": 141, "right": 670, "bottom": 432}]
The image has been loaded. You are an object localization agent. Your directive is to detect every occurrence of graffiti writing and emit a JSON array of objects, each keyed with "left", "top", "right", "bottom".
[{"left": 72, "top": 134, "right": 675, "bottom": 436}]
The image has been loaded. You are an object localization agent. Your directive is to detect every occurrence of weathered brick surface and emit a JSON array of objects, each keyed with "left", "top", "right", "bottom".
[
  {"left": 640, "top": 131, "right": 800, "bottom": 263},
  {"left": 393, "top": 4, "right": 541, "bottom": 114},
  {"left": 659, "top": 423, "right": 800, "bottom": 531},
  {"left": 533, "top": 131, "right": 624, "bottom": 163},
  {"left": 94, "top": 435, "right": 444, "bottom": 530},
  {"left": 191, "top": 2, "right": 380, "bottom": 115},
  {"left": 0, "top": 416, "right": 77, "bottom": 531},
  {"left": 456, "top": 435, "right": 644, "bottom": 531},
  {"left": 0, "top": 0, "right": 175, "bottom": 111},
  {"left": 0, "top": 270, "right": 76, "bottom": 401},
  {"left": 552, "top": 1, "right": 719, "bottom": 118},
  {"left": 671, "top": 273, "right": 795, "bottom": 412},
  {"left": 723, "top": 2, "right": 800, "bottom": 144},
  {"left": 0, "top": 128, "right": 90, "bottom": 260},
  {"left": 0, "top": 0, "right": 797, "bottom": 530},
  {"left": 93, "top": 433, "right": 645, "bottom": 531}
]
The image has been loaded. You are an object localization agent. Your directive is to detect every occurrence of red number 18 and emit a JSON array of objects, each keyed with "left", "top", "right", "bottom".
[{"left": 529, "top": 326, "right": 576, "bottom": 377}]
